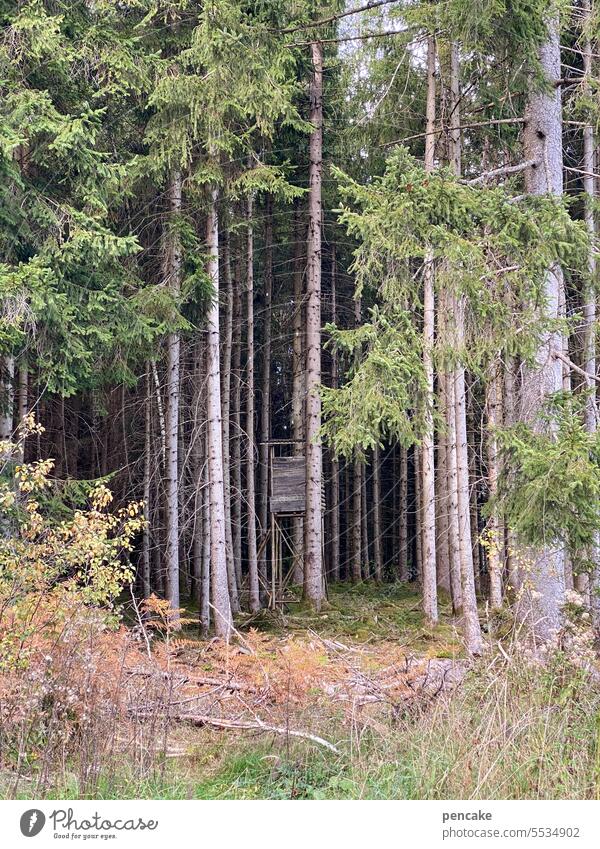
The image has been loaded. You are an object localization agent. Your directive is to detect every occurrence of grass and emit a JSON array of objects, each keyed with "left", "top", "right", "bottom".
[{"left": 3, "top": 583, "right": 600, "bottom": 800}]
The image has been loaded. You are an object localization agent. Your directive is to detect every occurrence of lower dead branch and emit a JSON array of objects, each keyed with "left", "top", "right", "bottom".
[{"left": 131, "top": 709, "right": 340, "bottom": 754}]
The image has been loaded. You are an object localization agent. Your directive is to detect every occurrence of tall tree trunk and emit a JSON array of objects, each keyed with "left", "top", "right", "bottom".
[
  {"left": 245, "top": 192, "right": 260, "bottom": 613},
  {"left": 398, "top": 446, "right": 409, "bottom": 581},
  {"left": 420, "top": 34, "right": 439, "bottom": 624},
  {"left": 329, "top": 246, "right": 340, "bottom": 582},
  {"left": 436, "top": 381, "right": 451, "bottom": 595},
  {"left": 220, "top": 231, "right": 239, "bottom": 613},
  {"left": 486, "top": 362, "right": 503, "bottom": 609},
  {"left": 206, "top": 184, "right": 233, "bottom": 638},
  {"left": 191, "top": 342, "right": 204, "bottom": 608},
  {"left": 373, "top": 444, "right": 383, "bottom": 581},
  {"left": 352, "top": 292, "right": 363, "bottom": 583},
  {"left": 259, "top": 195, "right": 273, "bottom": 590},
  {"left": 142, "top": 365, "right": 152, "bottom": 598},
  {"left": 449, "top": 45, "right": 482, "bottom": 652},
  {"left": 200, "top": 427, "right": 211, "bottom": 638},
  {"left": 581, "top": 0, "right": 599, "bottom": 621},
  {"left": 303, "top": 40, "right": 324, "bottom": 609},
  {"left": 361, "top": 461, "right": 369, "bottom": 577},
  {"left": 231, "top": 252, "right": 243, "bottom": 589},
  {"left": 291, "top": 200, "right": 305, "bottom": 585},
  {"left": 444, "top": 368, "right": 463, "bottom": 614},
  {"left": 519, "top": 16, "right": 566, "bottom": 642},
  {"left": 351, "top": 450, "right": 362, "bottom": 582},
  {"left": 164, "top": 170, "right": 182, "bottom": 616}
]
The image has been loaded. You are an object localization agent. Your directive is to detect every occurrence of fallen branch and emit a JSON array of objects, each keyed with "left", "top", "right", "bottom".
[
  {"left": 126, "top": 667, "right": 258, "bottom": 692},
  {"left": 131, "top": 710, "right": 340, "bottom": 754}
]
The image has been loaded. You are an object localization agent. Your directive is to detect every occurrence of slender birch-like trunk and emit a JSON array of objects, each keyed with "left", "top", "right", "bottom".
[
  {"left": 164, "top": 170, "right": 182, "bottom": 616},
  {"left": 303, "top": 40, "right": 324, "bottom": 609},
  {"left": 206, "top": 184, "right": 233, "bottom": 638},
  {"left": 420, "top": 34, "right": 438, "bottom": 624},
  {"left": 245, "top": 192, "right": 260, "bottom": 613}
]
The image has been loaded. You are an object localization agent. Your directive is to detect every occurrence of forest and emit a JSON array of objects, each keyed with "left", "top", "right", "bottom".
[{"left": 1, "top": 0, "right": 600, "bottom": 802}]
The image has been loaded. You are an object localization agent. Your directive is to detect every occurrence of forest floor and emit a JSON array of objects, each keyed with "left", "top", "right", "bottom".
[{"left": 2, "top": 583, "right": 600, "bottom": 800}]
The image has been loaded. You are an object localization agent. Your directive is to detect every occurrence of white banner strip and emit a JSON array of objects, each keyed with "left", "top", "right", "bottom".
[{"left": 0, "top": 799, "right": 598, "bottom": 848}]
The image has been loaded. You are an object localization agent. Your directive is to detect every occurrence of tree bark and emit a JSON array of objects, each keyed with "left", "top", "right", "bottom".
[
  {"left": 259, "top": 195, "right": 273, "bottom": 591},
  {"left": 206, "top": 184, "right": 233, "bottom": 638},
  {"left": 142, "top": 365, "right": 152, "bottom": 598},
  {"left": 373, "top": 444, "right": 383, "bottom": 582},
  {"left": 578, "top": 0, "right": 597, "bottom": 609},
  {"left": 245, "top": 191, "right": 260, "bottom": 613},
  {"left": 421, "top": 37, "right": 438, "bottom": 624},
  {"left": 519, "top": 15, "right": 566, "bottom": 642},
  {"left": 221, "top": 230, "right": 240, "bottom": 613},
  {"left": 448, "top": 45, "right": 482, "bottom": 652},
  {"left": 486, "top": 362, "right": 503, "bottom": 609},
  {"left": 398, "top": 446, "right": 409, "bottom": 581},
  {"left": 164, "top": 170, "right": 182, "bottom": 617},
  {"left": 291, "top": 201, "right": 305, "bottom": 585},
  {"left": 329, "top": 246, "right": 340, "bottom": 582},
  {"left": 231, "top": 251, "right": 243, "bottom": 589},
  {"left": 303, "top": 40, "right": 325, "bottom": 609}
]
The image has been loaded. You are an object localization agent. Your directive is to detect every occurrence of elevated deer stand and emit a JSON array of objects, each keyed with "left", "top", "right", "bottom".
[{"left": 264, "top": 441, "right": 305, "bottom": 609}]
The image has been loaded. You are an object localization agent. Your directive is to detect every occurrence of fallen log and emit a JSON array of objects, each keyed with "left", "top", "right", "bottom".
[{"left": 130, "top": 709, "right": 340, "bottom": 754}]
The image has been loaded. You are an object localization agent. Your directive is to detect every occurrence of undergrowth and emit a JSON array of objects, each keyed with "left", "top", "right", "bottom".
[{"left": 3, "top": 584, "right": 599, "bottom": 801}]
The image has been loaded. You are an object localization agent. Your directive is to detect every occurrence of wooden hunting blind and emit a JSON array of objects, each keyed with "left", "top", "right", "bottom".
[
  {"left": 270, "top": 455, "right": 305, "bottom": 515},
  {"left": 254, "top": 441, "right": 324, "bottom": 610}
]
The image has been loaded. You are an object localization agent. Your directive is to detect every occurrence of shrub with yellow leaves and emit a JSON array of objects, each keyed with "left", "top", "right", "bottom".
[{"left": 0, "top": 419, "right": 144, "bottom": 671}]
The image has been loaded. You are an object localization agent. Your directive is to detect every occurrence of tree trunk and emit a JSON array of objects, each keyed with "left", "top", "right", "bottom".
[
  {"left": 206, "top": 184, "right": 233, "bottom": 638},
  {"left": 580, "top": 0, "right": 597, "bottom": 613},
  {"left": 291, "top": 200, "right": 305, "bottom": 585},
  {"left": 164, "top": 170, "right": 182, "bottom": 617},
  {"left": 259, "top": 195, "right": 273, "bottom": 591},
  {"left": 142, "top": 365, "right": 152, "bottom": 598},
  {"left": 221, "top": 230, "right": 239, "bottom": 613},
  {"left": 245, "top": 191, "right": 260, "bottom": 613},
  {"left": 329, "top": 246, "right": 340, "bottom": 582},
  {"left": 519, "top": 16, "right": 566, "bottom": 642},
  {"left": 191, "top": 343, "right": 204, "bottom": 608},
  {"left": 352, "top": 451, "right": 362, "bottom": 582},
  {"left": 420, "top": 35, "right": 438, "bottom": 624},
  {"left": 486, "top": 363, "right": 503, "bottom": 609},
  {"left": 200, "top": 427, "right": 211, "bottom": 638},
  {"left": 448, "top": 45, "right": 482, "bottom": 652},
  {"left": 231, "top": 252, "right": 243, "bottom": 589},
  {"left": 303, "top": 40, "right": 324, "bottom": 609},
  {"left": 398, "top": 446, "right": 409, "bottom": 580},
  {"left": 373, "top": 444, "right": 383, "bottom": 582}
]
